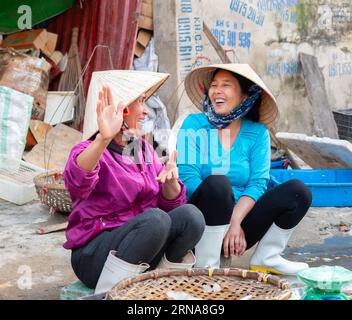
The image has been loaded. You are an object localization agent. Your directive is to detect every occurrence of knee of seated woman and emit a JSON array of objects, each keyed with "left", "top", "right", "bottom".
[
  {"left": 284, "top": 179, "right": 312, "bottom": 205},
  {"left": 142, "top": 208, "right": 172, "bottom": 231},
  {"left": 202, "top": 175, "right": 233, "bottom": 198},
  {"left": 177, "top": 204, "right": 206, "bottom": 230}
]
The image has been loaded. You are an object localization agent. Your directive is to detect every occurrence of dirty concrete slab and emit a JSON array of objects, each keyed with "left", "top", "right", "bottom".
[
  {"left": 0, "top": 198, "right": 351, "bottom": 300},
  {"left": 0, "top": 199, "right": 76, "bottom": 300},
  {"left": 276, "top": 132, "right": 352, "bottom": 169}
]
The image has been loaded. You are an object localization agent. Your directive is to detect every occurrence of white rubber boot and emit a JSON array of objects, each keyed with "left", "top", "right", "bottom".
[
  {"left": 95, "top": 250, "right": 149, "bottom": 294},
  {"left": 249, "top": 223, "right": 309, "bottom": 275},
  {"left": 194, "top": 225, "right": 229, "bottom": 268},
  {"left": 157, "top": 250, "right": 196, "bottom": 270}
]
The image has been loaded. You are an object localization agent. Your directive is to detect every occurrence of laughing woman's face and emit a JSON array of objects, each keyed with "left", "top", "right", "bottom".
[
  {"left": 208, "top": 70, "right": 248, "bottom": 116},
  {"left": 123, "top": 94, "right": 148, "bottom": 131}
]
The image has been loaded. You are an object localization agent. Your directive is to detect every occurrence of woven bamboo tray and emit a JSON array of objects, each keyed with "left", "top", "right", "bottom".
[
  {"left": 106, "top": 268, "right": 292, "bottom": 300},
  {"left": 33, "top": 170, "right": 72, "bottom": 213}
]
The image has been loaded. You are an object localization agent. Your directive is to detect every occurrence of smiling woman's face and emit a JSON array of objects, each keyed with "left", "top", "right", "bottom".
[
  {"left": 124, "top": 94, "right": 148, "bottom": 130},
  {"left": 208, "top": 70, "right": 248, "bottom": 116}
]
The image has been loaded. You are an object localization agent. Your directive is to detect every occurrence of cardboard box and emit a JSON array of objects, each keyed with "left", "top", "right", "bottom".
[
  {"left": 137, "top": 30, "right": 152, "bottom": 48},
  {"left": 1, "top": 29, "right": 48, "bottom": 51},
  {"left": 141, "top": 2, "right": 153, "bottom": 18},
  {"left": 44, "top": 91, "right": 76, "bottom": 125},
  {"left": 2, "top": 29, "right": 58, "bottom": 56},
  {"left": 134, "top": 42, "right": 145, "bottom": 58},
  {"left": 50, "top": 51, "right": 63, "bottom": 65},
  {"left": 29, "top": 120, "right": 52, "bottom": 144},
  {"left": 138, "top": 14, "right": 153, "bottom": 30},
  {"left": 42, "top": 32, "right": 58, "bottom": 55}
]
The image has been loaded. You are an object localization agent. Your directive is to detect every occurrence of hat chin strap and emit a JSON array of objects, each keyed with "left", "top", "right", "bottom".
[{"left": 121, "top": 121, "right": 138, "bottom": 143}]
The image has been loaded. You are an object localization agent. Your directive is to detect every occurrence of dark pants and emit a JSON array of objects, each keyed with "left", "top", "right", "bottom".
[
  {"left": 188, "top": 175, "right": 312, "bottom": 250},
  {"left": 71, "top": 204, "right": 205, "bottom": 289}
]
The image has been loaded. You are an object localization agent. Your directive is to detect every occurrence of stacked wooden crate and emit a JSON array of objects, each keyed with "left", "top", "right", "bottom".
[{"left": 135, "top": 0, "right": 153, "bottom": 57}]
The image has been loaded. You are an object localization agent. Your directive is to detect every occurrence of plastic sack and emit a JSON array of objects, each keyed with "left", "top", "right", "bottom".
[
  {"left": 133, "top": 38, "right": 171, "bottom": 151},
  {"left": 133, "top": 38, "right": 158, "bottom": 72},
  {"left": 0, "top": 86, "right": 33, "bottom": 170},
  {"left": 142, "top": 95, "right": 170, "bottom": 151},
  {"left": 0, "top": 48, "right": 49, "bottom": 120}
]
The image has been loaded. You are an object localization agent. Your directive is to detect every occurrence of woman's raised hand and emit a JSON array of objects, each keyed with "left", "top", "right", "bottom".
[
  {"left": 156, "top": 150, "right": 179, "bottom": 184},
  {"left": 96, "top": 85, "right": 125, "bottom": 141}
]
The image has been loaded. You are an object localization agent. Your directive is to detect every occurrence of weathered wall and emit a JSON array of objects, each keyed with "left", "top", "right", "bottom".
[
  {"left": 154, "top": 0, "right": 352, "bottom": 135},
  {"left": 154, "top": 0, "right": 205, "bottom": 125}
]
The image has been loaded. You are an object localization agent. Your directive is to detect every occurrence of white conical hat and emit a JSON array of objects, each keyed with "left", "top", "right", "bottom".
[
  {"left": 184, "top": 64, "right": 279, "bottom": 127},
  {"left": 83, "top": 70, "right": 170, "bottom": 140}
]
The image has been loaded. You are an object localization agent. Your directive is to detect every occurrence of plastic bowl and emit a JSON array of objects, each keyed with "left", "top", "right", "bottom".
[{"left": 297, "top": 266, "right": 352, "bottom": 292}]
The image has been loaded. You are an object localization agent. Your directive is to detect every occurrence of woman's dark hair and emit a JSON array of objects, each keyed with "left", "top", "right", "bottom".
[{"left": 212, "top": 69, "right": 261, "bottom": 122}]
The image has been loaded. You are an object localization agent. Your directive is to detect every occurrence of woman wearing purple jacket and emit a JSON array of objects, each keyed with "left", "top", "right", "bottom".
[{"left": 63, "top": 71, "right": 205, "bottom": 294}]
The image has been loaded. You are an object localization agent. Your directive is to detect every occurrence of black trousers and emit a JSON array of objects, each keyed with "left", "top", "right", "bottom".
[{"left": 188, "top": 175, "right": 312, "bottom": 250}]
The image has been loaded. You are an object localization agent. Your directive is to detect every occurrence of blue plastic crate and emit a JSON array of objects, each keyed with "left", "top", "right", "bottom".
[
  {"left": 270, "top": 158, "right": 290, "bottom": 169},
  {"left": 269, "top": 169, "right": 352, "bottom": 207}
]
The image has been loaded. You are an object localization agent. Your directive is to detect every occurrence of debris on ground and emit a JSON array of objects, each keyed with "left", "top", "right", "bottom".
[{"left": 339, "top": 223, "right": 350, "bottom": 233}]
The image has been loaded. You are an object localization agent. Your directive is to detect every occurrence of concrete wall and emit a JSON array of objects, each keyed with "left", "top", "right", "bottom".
[
  {"left": 154, "top": 0, "right": 352, "bottom": 135},
  {"left": 154, "top": 0, "right": 206, "bottom": 124}
]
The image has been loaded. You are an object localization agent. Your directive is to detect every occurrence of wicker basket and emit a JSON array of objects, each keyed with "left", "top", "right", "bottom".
[
  {"left": 106, "top": 268, "right": 292, "bottom": 300},
  {"left": 33, "top": 170, "right": 72, "bottom": 213}
]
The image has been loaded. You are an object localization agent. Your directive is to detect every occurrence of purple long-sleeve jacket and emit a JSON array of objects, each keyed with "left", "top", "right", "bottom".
[{"left": 63, "top": 139, "right": 186, "bottom": 249}]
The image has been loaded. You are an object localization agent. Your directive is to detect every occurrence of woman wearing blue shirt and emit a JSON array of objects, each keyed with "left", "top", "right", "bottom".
[{"left": 177, "top": 64, "right": 312, "bottom": 275}]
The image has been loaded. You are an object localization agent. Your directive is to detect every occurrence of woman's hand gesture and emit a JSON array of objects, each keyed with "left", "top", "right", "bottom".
[
  {"left": 156, "top": 150, "right": 179, "bottom": 184},
  {"left": 223, "top": 222, "right": 247, "bottom": 258},
  {"left": 97, "top": 85, "right": 125, "bottom": 142}
]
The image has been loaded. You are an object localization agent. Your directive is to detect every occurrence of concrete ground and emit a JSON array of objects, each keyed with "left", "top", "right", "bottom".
[
  {"left": 0, "top": 199, "right": 75, "bottom": 299},
  {"left": 0, "top": 198, "right": 351, "bottom": 300}
]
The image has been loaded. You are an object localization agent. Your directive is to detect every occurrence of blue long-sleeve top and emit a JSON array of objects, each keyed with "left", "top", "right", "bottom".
[{"left": 176, "top": 113, "right": 271, "bottom": 202}]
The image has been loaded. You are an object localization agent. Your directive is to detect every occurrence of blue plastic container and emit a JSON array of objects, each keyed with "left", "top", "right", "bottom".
[{"left": 269, "top": 169, "right": 352, "bottom": 207}]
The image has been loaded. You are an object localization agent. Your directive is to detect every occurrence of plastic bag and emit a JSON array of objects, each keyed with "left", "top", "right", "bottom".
[
  {"left": 0, "top": 85, "right": 33, "bottom": 170},
  {"left": 0, "top": 48, "right": 49, "bottom": 120},
  {"left": 133, "top": 38, "right": 158, "bottom": 72},
  {"left": 133, "top": 38, "right": 171, "bottom": 151}
]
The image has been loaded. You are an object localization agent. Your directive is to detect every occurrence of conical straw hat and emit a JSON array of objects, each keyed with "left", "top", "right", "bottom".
[
  {"left": 83, "top": 70, "right": 170, "bottom": 140},
  {"left": 184, "top": 64, "right": 279, "bottom": 127}
]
